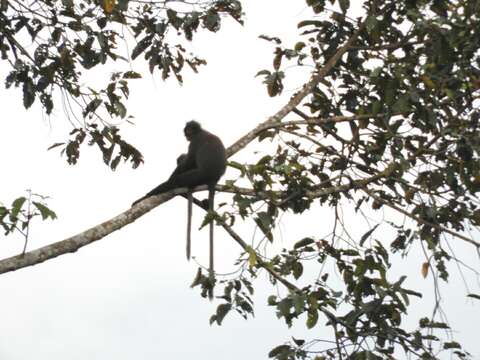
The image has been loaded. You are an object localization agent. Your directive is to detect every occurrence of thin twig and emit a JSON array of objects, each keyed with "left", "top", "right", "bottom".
[{"left": 361, "top": 187, "right": 480, "bottom": 248}]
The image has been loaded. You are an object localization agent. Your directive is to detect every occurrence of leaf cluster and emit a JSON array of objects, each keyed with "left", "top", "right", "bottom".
[
  {"left": 0, "top": 194, "right": 56, "bottom": 238},
  {"left": 1, "top": 0, "right": 243, "bottom": 166},
  {"left": 218, "top": 0, "right": 480, "bottom": 358}
]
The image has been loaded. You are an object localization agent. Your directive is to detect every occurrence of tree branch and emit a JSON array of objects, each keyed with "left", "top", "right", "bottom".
[
  {"left": 0, "top": 162, "right": 392, "bottom": 275},
  {"left": 0, "top": 19, "right": 366, "bottom": 274},
  {"left": 226, "top": 18, "right": 366, "bottom": 158},
  {"left": 361, "top": 187, "right": 480, "bottom": 248},
  {"left": 270, "top": 112, "right": 387, "bottom": 128},
  {"left": 0, "top": 190, "right": 179, "bottom": 274}
]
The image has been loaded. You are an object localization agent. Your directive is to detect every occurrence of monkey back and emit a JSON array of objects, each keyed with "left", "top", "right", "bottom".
[{"left": 193, "top": 131, "right": 226, "bottom": 185}]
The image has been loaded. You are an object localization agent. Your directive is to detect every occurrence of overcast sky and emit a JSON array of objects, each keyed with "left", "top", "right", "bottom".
[{"left": 0, "top": 1, "right": 478, "bottom": 359}]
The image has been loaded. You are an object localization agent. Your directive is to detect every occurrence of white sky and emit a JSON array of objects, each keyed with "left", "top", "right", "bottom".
[{"left": 0, "top": 1, "right": 478, "bottom": 359}]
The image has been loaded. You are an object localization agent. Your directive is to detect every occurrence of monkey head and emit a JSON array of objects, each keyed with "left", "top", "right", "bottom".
[{"left": 184, "top": 120, "right": 202, "bottom": 141}]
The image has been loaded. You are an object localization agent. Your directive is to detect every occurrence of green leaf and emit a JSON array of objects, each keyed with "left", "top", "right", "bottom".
[
  {"left": 10, "top": 197, "right": 26, "bottom": 220},
  {"left": 297, "top": 20, "right": 324, "bottom": 28},
  {"left": 254, "top": 211, "right": 273, "bottom": 241},
  {"left": 215, "top": 303, "right": 231, "bottom": 325},
  {"left": 292, "top": 293, "right": 306, "bottom": 315},
  {"left": 267, "top": 295, "right": 277, "bottom": 306},
  {"left": 83, "top": 98, "right": 102, "bottom": 117},
  {"left": 306, "top": 308, "right": 318, "bottom": 329},
  {"left": 339, "top": 0, "right": 349, "bottom": 13},
  {"left": 258, "top": 35, "right": 281, "bottom": 44},
  {"left": 32, "top": 201, "right": 57, "bottom": 220},
  {"left": 167, "top": 9, "right": 183, "bottom": 29},
  {"left": 131, "top": 35, "right": 153, "bottom": 60},
  {"left": 47, "top": 142, "right": 65, "bottom": 151},
  {"left": 246, "top": 246, "right": 257, "bottom": 268},
  {"left": 114, "top": 101, "right": 127, "bottom": 118},
  {"left": 268, "top": 345, "right": 291, "bottom": 358},
  {"left": 292, "top": 262, "right": 303, "bottom": 280},
  {"left": 443, "top": 341, "right": 461, "bottom": 349},
  {"left": 422, "top": 321, "right": 449, "bottom": 329},
  {"left": 277, "top": 298, "right": 291, "bottom": 317},
  {"left": 123, "top": 71, "right": 141, "bottom": 79},
  {"left": 190, "top": 268, "right": 202, "bottom": 288},
  {"left": 467, "top": 293, "right": 480, "bottom": 301},
  {"left": 294, "top": 237, "right": 315, "bottom": 249},
  {"left": 305, "top": 0, "right": 325, "bottom": 13},
  {"left": 372, "top": 101, "right": 382, "bottom": 115},
  {"left": 110, "top": 155, "right": 122, "bottom": 171},
  {"left": 266, "top": 71, "right": 284, "bottom": 97},
  {"left": 366, "top": 15, "right": 378, "bottom": 33},
  {"left": 209, "top": 314, "right": 217, "bottom": 325},
  {"left": 23, "top": 79, "right": 35, "bottom": 109},
  {"left": 203, "top": 12, "right": 220, "bottom": 32},
  {"left": 294, "top": 42, "right": 306, "bottom": 52},
  {"left": 370, "top": 67, "right": 382, "bottom": 78},
  {"left": 116, "top": 0, "right": 129, "bottom": 11},
  {"left": 384, "top": 80, "right": 396, "bottom": 105},
  {"left": 292, "top": 337, "right": 305, "bottom": 346},
  {"left": 342, "top": 249, "right": 359, "bottom": 256},
  {"left": 228, "top": 161, "right": 245, "bottom": 171},
  {"left": 392, "top": 95, "right": 410, "bottom": 113},
  {"left": 359, "top": 224, "right": 379, "bottom": 246}
]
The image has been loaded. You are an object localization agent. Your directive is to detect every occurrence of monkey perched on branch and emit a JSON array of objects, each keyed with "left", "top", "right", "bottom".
[{"left": 132, "top": 120, "right": 226, "bottom": 297}]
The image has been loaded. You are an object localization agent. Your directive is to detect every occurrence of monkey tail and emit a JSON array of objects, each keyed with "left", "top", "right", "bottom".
[
  {"left": 207, "top": 186, "right": 215, "bottom": 300},
  {"left": 207, "top": 221, "right": 214, "bottom": 300},
  {"left": 186, "top": 192, "right": 193, "bottom": 260}
]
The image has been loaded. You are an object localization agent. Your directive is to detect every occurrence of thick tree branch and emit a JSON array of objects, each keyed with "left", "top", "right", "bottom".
[
  {"left": 0, "top": 189, "right": 179, "bottom": 274},
  {"left": 0, "top": 19, "right": 366, "bottom": 274},
  {"left": 226, "top": 19, "right": 366, "bottom": 158},
  {"left": 0, "top": 160, "right": 394, "bottom": 275},
  {"left": 267, "top": 112, "right": 390, "bottom": 129}
]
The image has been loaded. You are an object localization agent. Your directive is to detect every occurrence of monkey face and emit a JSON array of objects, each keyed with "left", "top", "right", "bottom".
[
  {"left": 184, "top": 130, "right": 194, "bottom": 141},
  {"left": 184, "top": 120, "right": 202, "bottom": 141}
]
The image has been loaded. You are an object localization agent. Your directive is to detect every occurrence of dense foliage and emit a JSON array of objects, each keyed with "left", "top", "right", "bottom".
[
  {"left": 0, "top": 0, "right": 241, "bottom": 168},
  {"left": 207, "top": 1, "right": 480, "bottom": 359},
  {"left": 2, "top": 0, "right": 480, "bottom": 359}
]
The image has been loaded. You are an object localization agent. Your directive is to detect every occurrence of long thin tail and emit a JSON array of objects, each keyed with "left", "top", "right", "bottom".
[
  {"left": 208, "top": 187, "right": 215, "bottom": 300},
  {"left": 186, "top": 192, "right": 193, "bottom": 260}
]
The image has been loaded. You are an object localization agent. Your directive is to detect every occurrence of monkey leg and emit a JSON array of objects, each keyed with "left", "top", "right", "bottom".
[
  {"left": 145, "top": 181, "right": 174, "bottom": 197},
  {"left": 134, "top": 167, "right": 213, "bottom": 207},
  {"left": 131, "top": 180, "right": 173, "bottom": 207},
  {"left": 168, "top": 168, "right": 212, "bottom": 189}
]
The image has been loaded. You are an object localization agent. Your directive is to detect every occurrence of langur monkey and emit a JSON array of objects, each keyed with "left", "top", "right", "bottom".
[{"left": 133, "top": 121, "right": 226, "bottom": 298}]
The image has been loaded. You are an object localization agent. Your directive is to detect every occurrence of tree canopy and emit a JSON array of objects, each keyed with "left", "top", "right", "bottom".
[
  {"left": 0, "top": 0, "right": 241, "bottom": 168},
  {"left": 1, "top": 0, "right": 480, "bottom": 359}
]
